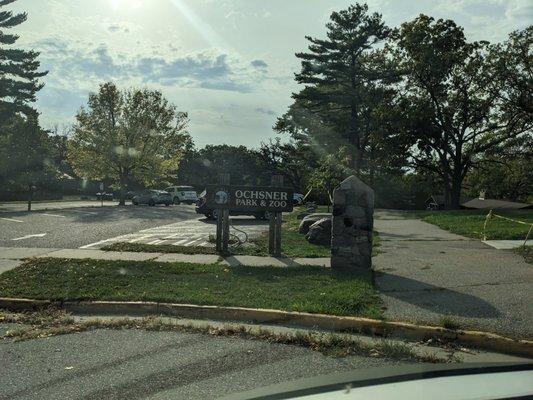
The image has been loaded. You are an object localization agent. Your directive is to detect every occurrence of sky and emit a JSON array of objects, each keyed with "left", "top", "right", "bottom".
[{"left": 7, "top": 0, "right": 533, "bottom": 148}]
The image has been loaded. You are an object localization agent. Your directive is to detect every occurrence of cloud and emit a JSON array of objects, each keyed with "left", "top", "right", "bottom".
[
  {"left": 255, "top": 107, "right": 276, "bottom": 116},
  {"left": 108, "top": 23, "right": 130, "bottom": 33},
  {"left": 250, "top": 59, "right": 268, "bottom": 69},
  {"left": 33, "top": 39, "right": 268, "bottom": 94},
  {"left": 136, "top": 52, "right": 252, "bottom": 92}
]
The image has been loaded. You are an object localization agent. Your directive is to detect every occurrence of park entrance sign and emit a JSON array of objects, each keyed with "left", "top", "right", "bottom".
[
  {"left": 206, "top": 185, "right": 293, "bottom": 212},
  {"left": 207, "top": 174, "right": 291, "bottom": 256}
]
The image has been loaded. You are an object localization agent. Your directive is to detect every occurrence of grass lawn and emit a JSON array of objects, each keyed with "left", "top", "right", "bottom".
[
  {"left": 0, "top": 258, "right": 382, "bottom": 319},
  {"left": 103, "top": 206, "right": 379, "bottom": 258},
  {"left": 404, "top": 209, "right": 533, "bottom": 240}
]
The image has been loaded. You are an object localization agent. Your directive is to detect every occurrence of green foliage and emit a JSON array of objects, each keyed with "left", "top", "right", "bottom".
[
  {"left": 68, "top": 82, "right": 191, "bottom": 202},
  {"left": 0, "top": 258, "right": 383, "bottom": 318},
  {"left": 257, "top": 138, "right": 320, "bottom": 192},
  {"left": 0, "top": 116, "right": 56, "bottom": 196},
  {"left": 393, "top": 17, "right": 531, "bottom": 209},
  {"left": 417, "top": 210, "right": 533, "bottom": 240},
  {"left": 308, "top": 152, "right": 352, "bottom": 202},
  {"left": 0, "top": 0, "right": 47, "bottom": 120},
  {"left": 177, "top": 144, "right": 269, "bottom": 187},
  {"left": 279, "top": 3, "right": 404, "bottom": 174}
]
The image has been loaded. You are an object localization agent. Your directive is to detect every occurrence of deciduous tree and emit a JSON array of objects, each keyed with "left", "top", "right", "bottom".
[{"left": 68, "top": 82, "right": 190, "bottom": 205}]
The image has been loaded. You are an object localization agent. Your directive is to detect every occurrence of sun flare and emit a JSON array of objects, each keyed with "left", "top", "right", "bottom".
[{"left": 109, "top": 0, "right": 142, "bottom": 11}]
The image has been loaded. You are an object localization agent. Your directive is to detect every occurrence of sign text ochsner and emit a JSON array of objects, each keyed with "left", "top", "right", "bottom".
[
  {"left": 206, "top": 185, "right": 293, "bottom": 212},
  {"left": 235, "top": 189, "right": 289, "bottom": 208}
]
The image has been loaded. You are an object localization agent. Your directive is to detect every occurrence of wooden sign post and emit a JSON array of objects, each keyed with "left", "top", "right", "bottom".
[
  {"left": 206, "top": 176, "right": 293, "bottom": 256},
  {"left": 269, "top": 175, "right": 284, "bottom": 257},
  {"left": 215, "top": 173, "right": 230, "bottom": 253}
]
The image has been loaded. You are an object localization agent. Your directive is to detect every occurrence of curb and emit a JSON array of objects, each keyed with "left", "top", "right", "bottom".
[{"left": 1, "top": 297, "right": 531, "bottom": 358}]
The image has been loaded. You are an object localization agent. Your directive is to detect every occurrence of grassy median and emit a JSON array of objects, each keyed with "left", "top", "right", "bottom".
[
  {"left": 0, "top": 258, "right": 382, "bottom": 318},
  {"left": 406, "top": 209, "right": 533, "bottom": 240}
]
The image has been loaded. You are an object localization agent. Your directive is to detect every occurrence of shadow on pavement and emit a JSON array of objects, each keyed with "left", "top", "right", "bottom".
[{"left": 377, "top": 272, "right": 501, "bottom": 318}]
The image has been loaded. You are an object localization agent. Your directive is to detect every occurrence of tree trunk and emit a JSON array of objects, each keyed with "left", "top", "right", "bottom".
[
  {"left": 119, "top": 188, "right": 126, "bottom": 206},
  {"left": 450, "top": 176, "right": 463, "bottom": 210}
]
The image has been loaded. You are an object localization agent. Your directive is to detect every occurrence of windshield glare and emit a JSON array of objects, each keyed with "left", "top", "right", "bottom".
[{"left": 0, "top": 0, "right": 531, "bottom": 399}]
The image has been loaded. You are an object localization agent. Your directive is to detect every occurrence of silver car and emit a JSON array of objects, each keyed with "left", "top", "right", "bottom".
[{"left": 132, "top": 190, "right": 172, "bottom": 206}]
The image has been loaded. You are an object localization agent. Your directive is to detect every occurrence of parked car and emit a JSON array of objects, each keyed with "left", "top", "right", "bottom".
[
  {"left": 164, "top": 185, "right": 198, "bottom": 204},
  {"left": 195, "top": 190, "right": 273, "bottom": 220},
  {"left": 96, "top": 192, "right": 113, "bottom": 201},
  {"left": 132, "top": 190, "right": 172, "bottom": 206}
]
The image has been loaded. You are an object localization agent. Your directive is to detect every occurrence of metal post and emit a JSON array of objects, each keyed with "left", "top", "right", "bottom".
[
  {"left": 216, "top": 173, "right": 230, "bottom": 253},
  {"left": 269, "top": 175, "right": 284, "bottom": 257}
]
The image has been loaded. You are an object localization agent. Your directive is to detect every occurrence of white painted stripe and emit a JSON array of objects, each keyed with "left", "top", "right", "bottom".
[
  {"left": 147, "top": 239, "right": 164, "bottom": 245},
  {"left": 172, "top": 239, "right": 190, "bottom": 245},
  {"left": 41, "top": 213, "right": 66, "bottom": 218},
  {"left": 0, "top": 217, "right": 23, "bottom": 223},
  {"left": 129, "top": 234, "right": 153, "bottom": 243},
  {"left": 79, "top": 238, "right": 115, "bottom": 249},
  {"left": 12, "top": 233, "right": 47, "bottom": 241},
  {"left": 69, "top": 210, "right": 97, "bottom": 215}
]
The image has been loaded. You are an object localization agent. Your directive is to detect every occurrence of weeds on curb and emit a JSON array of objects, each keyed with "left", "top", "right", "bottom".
[
  {"left": 439, "top": 316, "right": 462, "bottom": 330},
  {"left": 0, "top": 309, "right": 450, "bottom": 363}
]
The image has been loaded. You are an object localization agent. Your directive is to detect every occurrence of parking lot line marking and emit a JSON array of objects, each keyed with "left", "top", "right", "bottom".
[
  {"left": 172, "top": 239, "right": 190, "bottom": 245},
  {"left": 147, "top": 239, "right": 164, "bottom": 245},
  {"left": 12, "top": 233, "right": 47, "bottom": 241},
  {"left": 69, "top": 210, "right": 97, "bottom": 215},
  {"left": 129, "top": 235, "right": 153, "bottom": 243},
  {"left": 41, "top": 213, "right": 66, "bottom": 218},
  {"left": 0, "top": 217, "right": 23, "bottom": 223},
  {"left": 79, "top": 238, "right": 115, "bottom": 249}
]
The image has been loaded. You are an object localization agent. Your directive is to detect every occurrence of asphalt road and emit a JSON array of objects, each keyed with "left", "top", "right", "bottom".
[
  {"left": 0, "top": 324, "right": 402, "bottom": 400},
  {"left": 0, "top": 204, "right": 199, "bottom": 249}
]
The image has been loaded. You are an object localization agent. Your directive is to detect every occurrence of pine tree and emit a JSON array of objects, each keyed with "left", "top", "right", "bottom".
[
  {"left": 0, "top": 0, "right": 48, "bottom": 121},
  {"left": 291, "top": 3, "right": 394, "bottom": 172}
]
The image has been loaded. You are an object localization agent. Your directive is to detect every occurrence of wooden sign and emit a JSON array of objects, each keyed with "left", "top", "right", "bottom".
[{"left": 206, "top": 185, "right": 294, "bottom": 212}]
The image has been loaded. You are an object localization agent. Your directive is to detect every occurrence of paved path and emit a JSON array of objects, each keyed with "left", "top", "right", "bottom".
[
  {"left": 0, "top": 324, "right": 400, "bottom": 399},
  {"left": 0, "top": 247, "right": 330, "bottom": 272},
  {"left": 373, "top": 211, "right": 533, "bottom": 339},
  {"left": 0, "top": 200, "right": 116, "bottom": 212}
]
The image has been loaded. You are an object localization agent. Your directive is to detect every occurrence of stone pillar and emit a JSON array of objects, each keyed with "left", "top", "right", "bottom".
[{"left": 331, "top": 175, "right": 374, "bottom": 271}]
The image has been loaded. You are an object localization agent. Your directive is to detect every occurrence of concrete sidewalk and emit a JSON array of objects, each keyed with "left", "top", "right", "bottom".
[
  {"left": 373, "top": 214, "right": 533, "bottom": 340},
  {"left": 0, "top": 247, "right": 330, "bottom": 273}
]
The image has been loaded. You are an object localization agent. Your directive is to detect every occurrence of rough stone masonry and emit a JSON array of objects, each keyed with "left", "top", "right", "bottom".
[{"left": 331, "top": 175, "right": 374, "bottom": 271}]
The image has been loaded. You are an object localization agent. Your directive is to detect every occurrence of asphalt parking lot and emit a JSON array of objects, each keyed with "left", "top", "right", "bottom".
[{"left": 0, "top": 202, "right": 268, "bottom": 250}]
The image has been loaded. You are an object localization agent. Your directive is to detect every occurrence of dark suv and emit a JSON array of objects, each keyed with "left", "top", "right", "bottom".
[{"left": 195, "top": 191, "right": 272, "bottom": 220}]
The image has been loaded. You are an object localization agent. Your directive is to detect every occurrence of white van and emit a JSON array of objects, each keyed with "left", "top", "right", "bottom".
[{"left": 164, "top": 186, "right": 198, "bottom": 204}]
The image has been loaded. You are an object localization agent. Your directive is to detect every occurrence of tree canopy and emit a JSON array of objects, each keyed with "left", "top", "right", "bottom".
[
  {"left": 68, "top": 82, "right": 191, "bottom": 204},
  {"left": 0, "top": 0, "right": 47, "bottom": 120}
]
